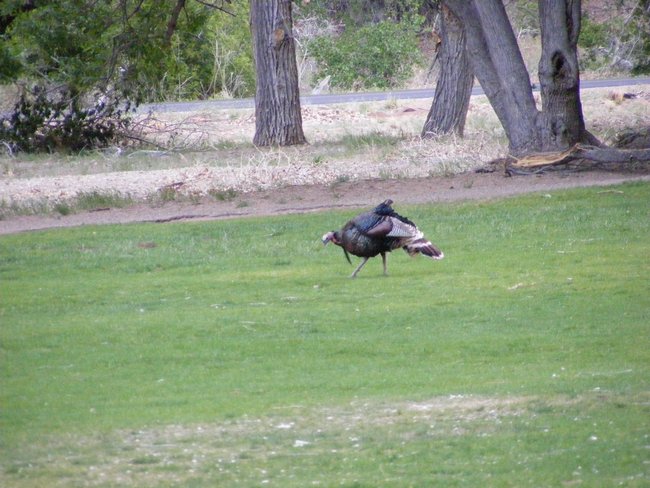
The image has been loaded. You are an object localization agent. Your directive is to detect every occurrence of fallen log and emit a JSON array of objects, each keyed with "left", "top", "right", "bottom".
[{"left": 504, "top": 144, "right": 650, "bottom": 175}]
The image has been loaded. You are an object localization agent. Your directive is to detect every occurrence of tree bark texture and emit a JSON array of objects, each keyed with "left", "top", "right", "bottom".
[
  {"left": 444, "top": 0, "right": 599, "bottom": 157},
  {"left": 445, "top": 0, "right": 539, "bottom": 155},
  {"left": 250, "top": 0, "right": 306, "bottom": 146},
  {"left": 421, "top": 5, "right": 473, "bottom": 138},
  {"left": 537, "top": 0, "right": 594, "bottom": 148}
]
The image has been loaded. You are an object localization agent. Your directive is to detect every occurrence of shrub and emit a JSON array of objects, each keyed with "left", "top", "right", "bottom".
[
  {"left": 0, "top": 85, "right": 132, "bottom": 153},
  {"left": 309, "top": 20, "right": 422, "bottom": 90},
  {"left": 579, "top": 16, "right": 609, "bottom": 49},
  {"left": 578, "top": 8, "right": 650, "bottom": 74}
]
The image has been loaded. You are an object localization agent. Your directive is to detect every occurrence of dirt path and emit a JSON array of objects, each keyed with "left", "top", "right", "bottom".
[{"left": 2, "top": 170, "right": 648, "bottom": 235}]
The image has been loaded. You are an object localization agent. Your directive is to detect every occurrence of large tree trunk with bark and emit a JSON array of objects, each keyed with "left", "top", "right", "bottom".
[
  {"left": 250, "top": 0, "right": 306, "bottom": 146},
  {"left": 537, "top": 0, "right": 598, "bottom": 148},
  {"left": 421, "top": 5, "right": 474, "bottom": 138},
  {"left": 444, "top": 0, "right": 597, "bottom": 157}
]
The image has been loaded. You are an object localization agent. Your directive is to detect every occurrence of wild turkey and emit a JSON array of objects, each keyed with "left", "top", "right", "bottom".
[{"left": 322, "top": 199, "right": 444, "bottom": 277}]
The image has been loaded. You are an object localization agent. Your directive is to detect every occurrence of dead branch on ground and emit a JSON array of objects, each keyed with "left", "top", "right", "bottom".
[{"left": 482, "top": 142, "right": 650, "bottom": 176}]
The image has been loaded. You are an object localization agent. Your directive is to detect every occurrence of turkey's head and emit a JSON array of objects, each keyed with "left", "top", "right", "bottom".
[{"left": 322, "top": 231, "right": 341, "bottom": 246}]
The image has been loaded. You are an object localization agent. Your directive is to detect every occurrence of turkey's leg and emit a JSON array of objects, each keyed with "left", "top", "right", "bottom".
[
  {"left": 350, "top": 257, "right": 370, "bottom": 278},
  {"left": 381, "top": 252, "right": 388, "bottom": 276}
]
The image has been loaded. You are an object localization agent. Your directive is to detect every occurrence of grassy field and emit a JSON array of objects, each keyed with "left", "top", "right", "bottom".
[{"left": 1, "top": 182, "right": 649, "bottom": 486}]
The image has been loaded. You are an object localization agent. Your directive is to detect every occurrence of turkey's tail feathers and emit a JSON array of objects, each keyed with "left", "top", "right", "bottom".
[{"left": 404, "top": 238, "right": 444, "bottom": 260}]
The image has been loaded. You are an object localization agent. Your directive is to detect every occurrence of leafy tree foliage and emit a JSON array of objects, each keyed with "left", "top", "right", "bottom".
[
  {"left": 0, "top": 0, "right": 251, "bottom": 152},
  {"left": 1, "top": 1, "right": 250, "bottom": 103},
  {"left": 298, "top": 0, "right": 426, "bottom": 26},
  {"left": 201, "top": 1, "right": 255, "bottom": 99}
]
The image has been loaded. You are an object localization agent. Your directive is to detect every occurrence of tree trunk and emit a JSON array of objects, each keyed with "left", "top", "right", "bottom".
[
  {"left": 444, "top": 0, "right": 599, "bottom": 157},
  {"left": 421, "top": 5, "right": 473, "bottom": 138},
  {"left": 250, "top": 0, "right": 306, "bottom": 146},
  {"left": 445, "top": 0, "right": 540, "bottom": 155},
  {"left": 165, "top": 0, "right": 185, "bottom": 46},
  {"left": 537, "top": 0, "right": 597, "bottom": 148}
]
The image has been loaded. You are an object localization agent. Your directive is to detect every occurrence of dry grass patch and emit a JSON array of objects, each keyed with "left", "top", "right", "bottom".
[{"left": 4, "top": 392, "right": 645, "bottom": 487}]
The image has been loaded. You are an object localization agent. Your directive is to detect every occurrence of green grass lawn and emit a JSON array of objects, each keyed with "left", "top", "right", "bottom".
[{"left": 1, "top": 182, "right": 649, "bottom": 487}]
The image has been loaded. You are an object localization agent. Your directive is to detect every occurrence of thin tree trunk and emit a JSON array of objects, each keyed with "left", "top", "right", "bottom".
[
  {"left": 421, "top": 5, "right": 473, "bottom": 138},
  {"left": 250, "top": 0, "right": 306, "bottom": 146},
  {"left": 165, "top": 0, "right": 185, "bottom": 46}
]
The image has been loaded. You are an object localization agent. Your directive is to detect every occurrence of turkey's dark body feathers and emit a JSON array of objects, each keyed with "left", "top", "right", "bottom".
[
  {"left": 323, "top": 199, "right": 444, "bottom": 277},
  {"left": 340, "top": 215, "right": 402, "bottom": 258}
]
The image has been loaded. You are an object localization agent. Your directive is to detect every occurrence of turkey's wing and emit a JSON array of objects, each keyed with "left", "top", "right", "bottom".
[
  {"left": 385, "top": 217, "right": 418, "bottom": 238},
  {"left": 364, "top": 217, "right": 393, "bottom": 237}
]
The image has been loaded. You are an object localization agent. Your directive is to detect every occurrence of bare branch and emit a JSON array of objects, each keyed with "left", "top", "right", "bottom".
[
  {"left": 194, "top": 0, "right": 235, "bottom": 16},
  {"left": 165, "top": 0, "right": 186, "bottom": 45}
]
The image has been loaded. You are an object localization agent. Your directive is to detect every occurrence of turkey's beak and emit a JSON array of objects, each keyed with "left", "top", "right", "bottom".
[{"left": 322, "top": 232, "right": 334, "bottom": 245}]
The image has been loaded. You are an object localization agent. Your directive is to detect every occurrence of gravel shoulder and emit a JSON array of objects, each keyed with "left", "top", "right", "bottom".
[{"left": 2, "top": 170, "right": 648, "bottom": 235}]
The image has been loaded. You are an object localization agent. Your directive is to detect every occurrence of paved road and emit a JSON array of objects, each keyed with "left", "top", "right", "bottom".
[{"left": 141, "top": 77, "right": 650, "bottom": 113}]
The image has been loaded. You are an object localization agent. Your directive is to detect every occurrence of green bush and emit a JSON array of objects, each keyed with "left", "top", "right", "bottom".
[
  {"left": 309, "top": 20, "right": 422, "bottom": 90},
  {"left": 578, "top": 9, "right": 650, "bottom": 74},
  {"left": 579, "top": 16, "right": 609, "bottom": 49},
  {"left": 203, "top": 2, "right": 255, "bottom": 99}
]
